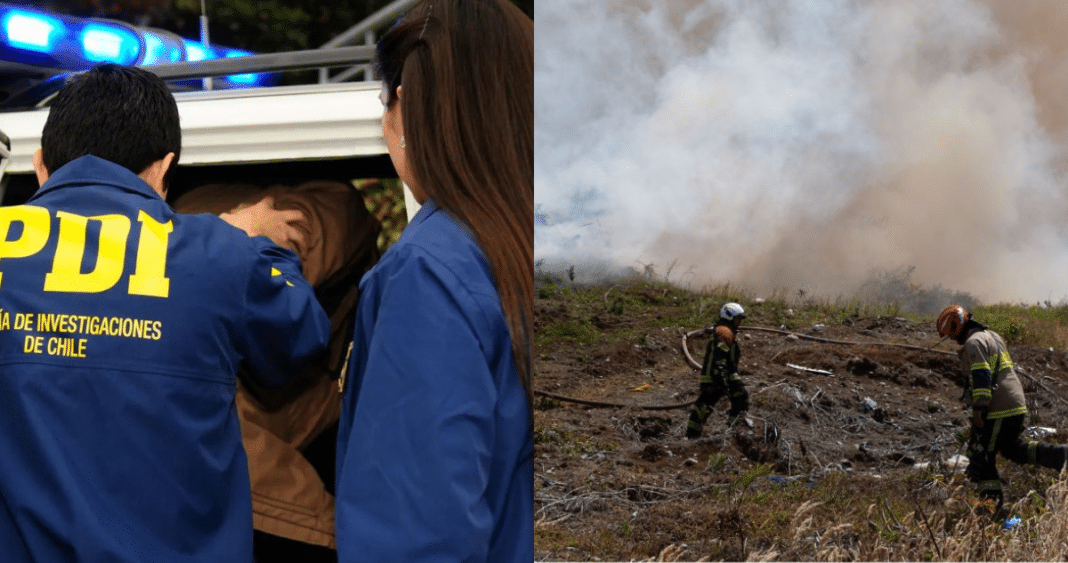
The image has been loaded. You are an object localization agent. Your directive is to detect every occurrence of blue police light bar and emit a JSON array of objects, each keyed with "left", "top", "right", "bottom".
[{"left": 0, "top": 3, "right": 275, "bottom": 87}]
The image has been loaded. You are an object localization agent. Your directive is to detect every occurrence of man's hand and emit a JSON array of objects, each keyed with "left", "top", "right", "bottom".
[
  {"left": 220, "top": 196, "right": 307, "bottom": 252},
  {"left": 971, "top": 407, "right": 987, "bottom": 429}
]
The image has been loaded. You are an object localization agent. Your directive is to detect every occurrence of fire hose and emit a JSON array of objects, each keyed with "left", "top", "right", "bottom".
[{"left": 532, "top": 325, "right": 981, "bottom": 410}]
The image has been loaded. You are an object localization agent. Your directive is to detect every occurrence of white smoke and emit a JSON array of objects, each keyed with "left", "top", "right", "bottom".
[{"left": 534, "top": 0, "right": 1068, "bottom": 303}]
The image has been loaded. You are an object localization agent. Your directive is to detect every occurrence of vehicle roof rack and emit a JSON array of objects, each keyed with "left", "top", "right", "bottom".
[{"left": 148, "top": 46, "right": 375, "bottom": 82}]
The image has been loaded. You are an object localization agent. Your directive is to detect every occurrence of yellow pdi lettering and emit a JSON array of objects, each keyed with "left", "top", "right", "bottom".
[
  {"left": 0, "top": 206, "right": 51, "bottom": 290},
  {"left": 128, "top": 211, "right": 173, "bottom": 298},
  {"left": 43, "top": 212, "right": 131, "bottom": 293}
]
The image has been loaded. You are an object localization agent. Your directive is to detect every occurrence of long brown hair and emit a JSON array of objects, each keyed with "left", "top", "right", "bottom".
[{"left": 377, "top": 0, "right": 534, "bottom": 404}]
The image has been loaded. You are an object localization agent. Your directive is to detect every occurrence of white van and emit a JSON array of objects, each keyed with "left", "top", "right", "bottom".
[{"left": 0, "top": 62, "right": 419, "bottom": 217}]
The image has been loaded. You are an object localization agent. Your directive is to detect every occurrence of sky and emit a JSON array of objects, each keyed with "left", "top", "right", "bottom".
[{"left": 534, "top": 0, "right": 1068, "bottom": 306}]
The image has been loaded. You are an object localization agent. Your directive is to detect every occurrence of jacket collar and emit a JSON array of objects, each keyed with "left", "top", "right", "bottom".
[
  {"left": 407, "top": 198, "right": 440, "bottom": 229},
  {"left": 29, "top": 155, "right": 163, "bottom": 203},
  {"left": 403, "top": 198, "right": 477, "bottom": 236}
]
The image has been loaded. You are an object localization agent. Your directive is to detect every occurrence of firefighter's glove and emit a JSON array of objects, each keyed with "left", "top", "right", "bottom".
[
  {"left": 971, "top": 406, "right": 987, "bottom": 429},
  {"left": 704, "top": 326, "right": 715, "bottom": 335}
]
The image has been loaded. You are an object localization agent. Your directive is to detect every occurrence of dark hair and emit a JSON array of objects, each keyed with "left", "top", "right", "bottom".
[
  {"left": 377, "top": 0, "right": 534, "bottom": 404},
  {"left": 41, "top": 63, "right": 181, "bottom": 182}
]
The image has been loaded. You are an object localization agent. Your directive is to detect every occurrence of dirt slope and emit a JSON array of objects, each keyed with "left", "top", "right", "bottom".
[{"left": 533, "top": 284, "right": 1068, "bottom": 561}]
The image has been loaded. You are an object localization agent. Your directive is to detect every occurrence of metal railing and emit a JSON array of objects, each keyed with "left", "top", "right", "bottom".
[
  {"left": 317, "top": 0, "right": 418, "bottom": 84},
  {"left": 146, "top": 46, "right": 376, "bottom": 81}
]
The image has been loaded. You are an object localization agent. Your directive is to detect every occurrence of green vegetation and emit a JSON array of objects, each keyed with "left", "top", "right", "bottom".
[
  {"left": 355, "top": 178, "right": 407, "bottom": 254},
  {"left": 535, "top": 264, "right": 1068, "bottom": 350},
  {"left": 533, "top": 424, "right": 602, "bottom": 457},
  {"left": 975, "top": 303, "right": 1068, "bottom": 348},
  {"left": 537, "top": 321, "right": 599, "bottom": 347},
  {"left": 706, "top": 452, "right": 727, "bottom": 473}
]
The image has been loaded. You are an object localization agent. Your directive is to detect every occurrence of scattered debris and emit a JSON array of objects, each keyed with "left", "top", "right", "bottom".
[
  {"left": 945, "top": 454, "right": 969, "bottom": 473},
  {"left": 787, "top": 363, "right": 834, "bottom": 376},
  {"left": 1026, "top": 426, "right": 1058, "bottom": 439}
]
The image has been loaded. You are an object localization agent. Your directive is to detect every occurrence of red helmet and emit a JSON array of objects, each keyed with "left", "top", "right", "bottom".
[{"left": 936, "top": 305, "right": 970, "bottom": 339}]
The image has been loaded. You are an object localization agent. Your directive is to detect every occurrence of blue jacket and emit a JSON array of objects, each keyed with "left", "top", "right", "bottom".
[
  {"left": 0, "top": 156, "right": 330, "bottom": 562},
  {"left": 335, "top": 201, "right": 533, "bottom": 562}
]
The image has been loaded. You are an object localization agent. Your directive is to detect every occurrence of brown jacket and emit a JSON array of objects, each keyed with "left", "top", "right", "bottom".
[{"left": 173, "top": 181, "right": 380, "bottom": 547}]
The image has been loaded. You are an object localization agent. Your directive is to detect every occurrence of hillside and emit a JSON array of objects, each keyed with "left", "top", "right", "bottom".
[{"left": 532, "top": 278, "right": 1068, "bottom": 561}]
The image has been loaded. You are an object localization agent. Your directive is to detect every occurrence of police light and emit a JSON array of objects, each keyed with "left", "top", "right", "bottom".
[
  {"left": 223, "top": 49, "right": 259, "bottom": 86},
  {"left": 180, "top": 40, "right": 272, "bottom": 86},
  {"left": 182, "top": 39, "right": 211, "bottom": 62},
  {"left": 3, "top": 9, "right": 61, "bottom": 53},
  {"left": 0, "top": 3, "right": 276, "bottom": 87},
  {"left": 140, "top": 29, "right": 184, "bottom": 65},
  {"left": 80, "top": 23, "right": 141, "bottom": 65}
]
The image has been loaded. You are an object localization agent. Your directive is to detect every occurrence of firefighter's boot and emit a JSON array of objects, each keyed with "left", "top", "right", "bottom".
[
  {"left": 686, "top": 404, "right": 709, "bottom": 439},
  {"left": 1032, "top": 442, "right": 1068, "bottom": 472}
]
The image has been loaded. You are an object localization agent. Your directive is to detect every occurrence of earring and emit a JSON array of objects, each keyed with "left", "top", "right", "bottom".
[{"left": 400, "top": 135, "right": 406, "bottom": 149}]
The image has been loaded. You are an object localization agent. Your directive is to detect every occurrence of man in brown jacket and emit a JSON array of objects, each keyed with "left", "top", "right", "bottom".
[
  {"left": 937, "top": 305, "right": 1068, "bottom": 506},
  {"left": 174, "top": 180, "right": 381, "bottom": 561}
]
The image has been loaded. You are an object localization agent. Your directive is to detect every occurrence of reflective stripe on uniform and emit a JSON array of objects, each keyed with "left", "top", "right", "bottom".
[
  {"left": 986, "top": 418, "right": 1003, "bottom": 452},
  {"left": 991, "top": 351, "right": 1013, "bottom": 371},
  {"left": 987, "top": 405, "right": 1027, "bottom": 419}
]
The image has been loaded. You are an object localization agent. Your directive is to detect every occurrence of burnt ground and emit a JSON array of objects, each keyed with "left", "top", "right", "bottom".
[{"left": 532, "top": 285, "right": 1068, "bottom": 561}]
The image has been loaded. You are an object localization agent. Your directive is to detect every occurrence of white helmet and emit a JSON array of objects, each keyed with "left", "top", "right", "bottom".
[{"left": 720, "top": 302, "right": 746, "bottom": 322}]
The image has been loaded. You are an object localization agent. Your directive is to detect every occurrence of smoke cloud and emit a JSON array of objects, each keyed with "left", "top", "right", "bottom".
[{"left": 535, "top": 0, "right": 1068, "bottom": 305}]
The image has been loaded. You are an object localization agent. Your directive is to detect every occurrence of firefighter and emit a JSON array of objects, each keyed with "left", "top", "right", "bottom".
[
  {"left": 937, "top": 305, "right": 1068, "bottom": 506},
  {"left": 686, "top": 302, "right": 749, "bottom": 439}
]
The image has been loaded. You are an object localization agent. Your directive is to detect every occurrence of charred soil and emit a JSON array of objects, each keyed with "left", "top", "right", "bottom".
[{"left": 533, "top": 280, "right": 1068, "bottom": 561}]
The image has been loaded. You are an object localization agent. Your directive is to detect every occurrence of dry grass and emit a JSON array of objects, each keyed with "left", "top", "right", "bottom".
[
  {"left": 538, "top": 466, "right": 1068, "bottom": 561},
  {"left": 736, "top": 472, "right": 1068, "bottom": 562}
]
